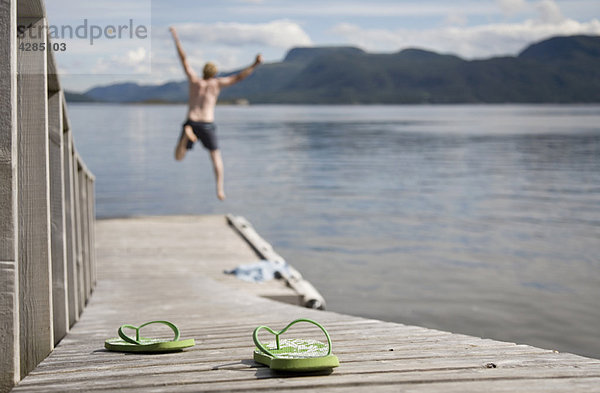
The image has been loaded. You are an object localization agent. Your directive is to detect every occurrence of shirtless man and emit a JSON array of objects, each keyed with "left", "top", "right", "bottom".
[{"left": 170, "top": 26, "right": 262, "bottom": 200}]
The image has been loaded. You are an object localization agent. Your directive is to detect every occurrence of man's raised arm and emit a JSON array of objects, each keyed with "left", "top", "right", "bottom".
[
  {"left": 170, "top": 27, "right": 197, "bottom": 80},
  {"left": 218, "top": 54, "right": 263, "bottom": 87}
]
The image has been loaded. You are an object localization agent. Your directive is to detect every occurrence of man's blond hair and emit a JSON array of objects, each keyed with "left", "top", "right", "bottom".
[{"left": 203, "top": 62, "right": 217, "bottom": 79}]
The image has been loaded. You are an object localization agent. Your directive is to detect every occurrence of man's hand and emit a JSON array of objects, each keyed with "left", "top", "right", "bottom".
[
  {"left": 254, "top": 54, "right": 263, "bottom": 66},
  {"left": 170, "top": 26, "right": 197, "bottom": 80}
]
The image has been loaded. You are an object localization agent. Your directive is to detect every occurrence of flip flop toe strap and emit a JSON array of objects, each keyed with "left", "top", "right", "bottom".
[
  {"left": 253, "top": 318, "right": 332, "bottom": 358},
  {"left": 118, "top": 320, "right": 180, "bottom": 345}
]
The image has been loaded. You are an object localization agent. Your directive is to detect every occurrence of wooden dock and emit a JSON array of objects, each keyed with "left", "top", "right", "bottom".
[
  {"left": 4, "top": 0, "right": 599, "bottom": 391},
  {"left": 11, "top": 215, "right": 600, "bottom": 392}
]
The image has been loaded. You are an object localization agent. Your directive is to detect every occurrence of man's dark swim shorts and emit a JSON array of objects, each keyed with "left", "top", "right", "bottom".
[{"left": 181, "top": 120, "right": 218, "bottom": 151}]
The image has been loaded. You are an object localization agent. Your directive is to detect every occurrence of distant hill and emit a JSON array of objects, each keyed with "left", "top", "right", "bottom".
[
  {"left": 80, "top": 81, "right": 187, "bottom": 103},
  {"left": 64, "top": 91, "right": 96, "bottom": 102},
  {"left": 76, "top": 35, "right": 600, "bottom": 104}
]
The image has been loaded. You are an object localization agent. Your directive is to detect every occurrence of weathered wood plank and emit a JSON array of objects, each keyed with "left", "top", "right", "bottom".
[
  {"left": 3, "top": 4, "right": 95, "bottom": 391},
  {"left": 16, "top": 16, "right": 54, "bottom": 379},
  {"left": 46, "top": 43, "right": 59, "bottom": 94},
  {"left": 13, "top": 351, "right": 600, "bottom": 386},
  {"left": 176, "top": 378, "right": 600, "bottom": 393},
  {"left": 0, "top": 0, "right": 20, "bottom": 390},
  {"left": 77, "top": 167, "right": 91, "bottom": 302},
  {"left": 12, "top": 216, "right": 600, "bottom": 392},
  {"left": 71, "top": 156, "right": 84, "bottom": 314},
  {"left": 16, "top": 0, "right": 46, "bottom": 18},
  {"left": 13, "top": 358, "right": 600, "bottom": 391},
  {"left": 62, "top": 131, "right": 78, "bottom": 326},
  {"left": 86, "top": 176, "right": 96, "bottom": 289},
  {"left": 48, "top": 90, "right": 68, "bottom": 346},
  {"left": 62, "top": 135, "right": 76, "bottom": 318},
  {"left": 94, "top": 215, "right": 301, "bottom": 303},
  {"left": 60, "top": 93, "right": 71, "bottom": 137}
]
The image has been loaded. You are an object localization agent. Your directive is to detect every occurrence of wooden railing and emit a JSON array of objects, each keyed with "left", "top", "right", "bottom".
[{"left": 1, "top": 0, "right": 96, "bottom": 391}]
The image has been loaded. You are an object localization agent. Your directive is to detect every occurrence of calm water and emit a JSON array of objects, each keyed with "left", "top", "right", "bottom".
[{"left": 69, "top": 104, "right": 600, "bottom": 359}]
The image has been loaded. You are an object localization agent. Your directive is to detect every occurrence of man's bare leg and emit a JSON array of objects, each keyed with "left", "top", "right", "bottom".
[
  {"left": 210, "top": 149, "right": 226, "bottom": 201},
  {"left": 175, "top": 125, "right": 197, "bottom": 161}
]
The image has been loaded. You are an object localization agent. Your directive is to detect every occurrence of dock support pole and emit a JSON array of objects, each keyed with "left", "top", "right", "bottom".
[
  {"left": 63, "top": 129, "right": 79, "bottom": 326},
  {"left": 0, "top": 0, "right": 21, "bottom": 390},
  {"left": 48, "top": 90, "right": 69, "bottom": 345},
  {"left": 16, "top": 16, "right": 54, "bottom": 379}
]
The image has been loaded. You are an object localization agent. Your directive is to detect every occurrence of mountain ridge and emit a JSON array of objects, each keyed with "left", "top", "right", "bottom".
[{"left": 77, "top": 35, "right": 600, "bottom": 104}]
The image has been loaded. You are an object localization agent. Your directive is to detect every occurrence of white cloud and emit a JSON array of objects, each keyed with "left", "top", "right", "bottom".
[
  {"left": 536, "top": 0, "right": 565, "bottom": 24},
  {"left": 445, "top": 13, "right": 469, "bottom": 27},
  {"left": 175, "top": 19, "right": 312, "bottom": 48},
  {"left": 90, "top": 46, "right": 150, "bottom": 74},
  {"left": 233, "top": 2, "right": 497, "bottom": 18},
  {"left": 46, "top": 0, "right": 151, "bottom": 22},
  {"left": 127, "top": 47, "right": 147, "bottom": 64},
  {"left": 497, "top": 0, "right": 528, "bottom": 15},
  {"left": 331, "top": 17, "right": 600, "bottom": 59}
]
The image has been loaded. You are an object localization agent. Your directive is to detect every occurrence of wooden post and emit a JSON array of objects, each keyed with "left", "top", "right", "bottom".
[
  {"left": 87, "top": 175, "right": 96, "bottom": 288},
  {"left": 62, "top": 126, "right": 79, "bottom": 326},
  {"left": 0, "top": 0, "right": 20, "bottom": 389},
  {"left": 78, "top": 167, "right": 90, "bottom": 302},
  {"left": 48, "top": 90, "right": 68, "bottom": 345},
  {"left": 72, "top": 157, "right": 85, "bottom": 313},
  {"left": 16, "top": 16, "right": 54, "bottom": 378}
]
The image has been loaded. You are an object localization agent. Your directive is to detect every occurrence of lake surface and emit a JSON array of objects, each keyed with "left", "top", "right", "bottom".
[{"left": 69, "top": 104, "right": 600, "bottom": 359}]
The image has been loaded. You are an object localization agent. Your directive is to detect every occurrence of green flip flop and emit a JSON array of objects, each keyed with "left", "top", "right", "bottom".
[
  {"left": 104, "top": 320, "right": 195, "bottom": 353},
  {"left": 253, "top": 318, "right": 339, "bottom": 372}
]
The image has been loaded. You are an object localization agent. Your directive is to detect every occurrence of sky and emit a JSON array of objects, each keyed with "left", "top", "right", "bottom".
[{"left": 44, "top": 0, "right": 600, "bottom": 92}]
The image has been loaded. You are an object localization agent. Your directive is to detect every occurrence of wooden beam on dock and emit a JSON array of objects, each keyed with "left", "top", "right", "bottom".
[
  {"left": 227, "top": 214, "right": 327, "bottom": 310},
  {"left": 0, "top": 0, "right": 20, "bottom": 390},
  {"left": 16, "top": 15, "right": 54, "bottom": 379},
  {"left": 62, "top": 130, "right": 79, "bottom": 326},
  {"left": 11, "top": 215, "right": 600, "bottom": 392},
  {"left": 48, "top": 90, "right": 69, "bottom": 346},
  {"left": 16, "top": 0, "right": 45, "bottom": 18}
]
